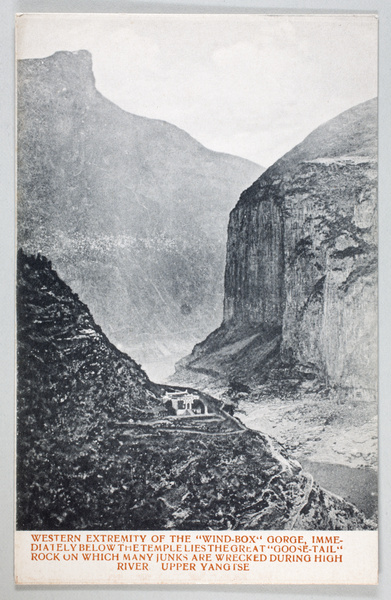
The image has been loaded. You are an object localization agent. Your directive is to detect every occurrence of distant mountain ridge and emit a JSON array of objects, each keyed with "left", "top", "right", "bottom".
[
  {"left": 173, "top": 99, "right": 378, "bottom": 393},
  {"left": 17, "top": 50, "right": 263, "bottom": 379}
]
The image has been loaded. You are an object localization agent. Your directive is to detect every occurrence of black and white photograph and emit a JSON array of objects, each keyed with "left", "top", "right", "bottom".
[{"left": 14, "top": 12, "right": 379, "bottom": 584}]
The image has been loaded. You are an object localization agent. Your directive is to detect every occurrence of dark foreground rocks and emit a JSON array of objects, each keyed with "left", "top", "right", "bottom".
[{"left": 17, "top": 250, "right": 374, "bottom": 530}]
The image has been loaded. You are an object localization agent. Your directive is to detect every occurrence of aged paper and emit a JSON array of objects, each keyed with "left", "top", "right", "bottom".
[{"left": 15, "top": 13, "right": 378, "bottom": 585}]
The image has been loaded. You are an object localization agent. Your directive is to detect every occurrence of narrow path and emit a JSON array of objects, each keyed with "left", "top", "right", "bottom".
[{"left": 122, "top": 426, "right": 245, "bottom": 437}]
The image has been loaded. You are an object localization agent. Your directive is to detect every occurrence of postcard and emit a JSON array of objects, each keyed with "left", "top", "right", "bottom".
[{"left": 15, "top": 13, "right": 378, "bottom": 585}]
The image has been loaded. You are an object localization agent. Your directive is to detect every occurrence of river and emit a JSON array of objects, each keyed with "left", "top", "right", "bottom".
[{"left": 300, "top": 459, "right": 377, "bottom": 519}]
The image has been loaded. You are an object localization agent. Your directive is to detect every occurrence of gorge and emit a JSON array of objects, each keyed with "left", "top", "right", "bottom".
[
  {"left": 17, "top": 250, "right": 375, "bottom": 530},
  {"left": 172, "top": 99, "right": 378, "bottom": 507},
  {"left": 16, "top": 50, "right": 378, "bottom": 529},
  {"left": 173, "top": 98, "right": 377, "bottom": 400}
]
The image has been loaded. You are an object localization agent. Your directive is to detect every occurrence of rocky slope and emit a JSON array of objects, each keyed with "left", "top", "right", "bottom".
[
  {"left": 17, "top": 50, "right": 263, "bottom": 379},
  {"left": 173, "top": 99, "right": 377, "bottom": 394},
  {"left": 16, "top": 250, "right": 373, "bottom": 530}
]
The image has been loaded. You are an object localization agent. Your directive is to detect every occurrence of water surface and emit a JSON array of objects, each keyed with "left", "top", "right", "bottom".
[{"left": 301, "top": 459, "right": 377, "bottom": 518}]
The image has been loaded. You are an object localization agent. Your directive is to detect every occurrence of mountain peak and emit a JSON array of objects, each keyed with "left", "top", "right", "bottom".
[
  {"left": 39, "top": 48, "right": 93, "bottom": 68},
  {"left": 19, "top": 49, "right": 96, "bottom": 91},
  {"left": 237, "top": 98, "right": 377, "bottom": 208},
  {"left": 270, "top": 98, "right": 377, "bottom": 173}
]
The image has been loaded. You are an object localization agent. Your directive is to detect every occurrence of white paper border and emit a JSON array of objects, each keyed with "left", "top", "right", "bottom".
[{"left": 2, "top": 1, "right": 391, "bottom": 599}]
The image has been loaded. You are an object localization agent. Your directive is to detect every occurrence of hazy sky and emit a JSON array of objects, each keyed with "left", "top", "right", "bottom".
[{"left": 17, "top": 13, "right": 378, "bottom": 167}]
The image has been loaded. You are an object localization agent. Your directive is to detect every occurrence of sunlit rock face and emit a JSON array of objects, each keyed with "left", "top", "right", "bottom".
[
  {"left": 280, "top": 154, "right": 377, "bottom": 390},
  {"left": 17, "top": 250, "right": 374, "bottom": 531},
  {"left": 17, "top": 50, "right": 263, "bottom": 378},
  {"left": 173, "top": 99, "right": 377, "bottom": 394}
]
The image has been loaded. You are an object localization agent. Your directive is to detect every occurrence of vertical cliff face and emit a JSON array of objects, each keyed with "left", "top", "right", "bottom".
[
  {"left": 280, "top": 156, "right": 377, "bottom": 390},
  {"left": 223, "top": 192, "right": 285, "bottom": 328},
  {"left": 173, "top": 99, "right": 377, "bottom": 394}
]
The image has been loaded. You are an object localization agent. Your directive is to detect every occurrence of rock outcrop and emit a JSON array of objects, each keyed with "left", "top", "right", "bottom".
[
  {"left": 173, "top": 99, "right": 377, "bottom": 394},
  {"left": 17, "top": 250, "right": 373, "bottom": 530},
  {"left": 17, "top": 50, "right": 263, "bottom": 378}
]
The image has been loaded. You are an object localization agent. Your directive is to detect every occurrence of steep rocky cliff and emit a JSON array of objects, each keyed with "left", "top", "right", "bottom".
[
  {"left": 174, "top": 99, "right": 377, "bottom": 395},
  {"left": 17, "top": 50, "right": 262, "bottom": 379},
  {"left": 17, "top": 250, "right": 373, "bottom": 530}
]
